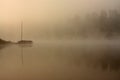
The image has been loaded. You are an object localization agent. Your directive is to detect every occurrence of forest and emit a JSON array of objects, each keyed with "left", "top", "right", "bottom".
[{"left": 41, "top": 10, "right": 120, "bottom": 40}]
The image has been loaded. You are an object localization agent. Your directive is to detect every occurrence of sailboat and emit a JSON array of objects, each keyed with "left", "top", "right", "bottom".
[{"left": 17, "top": 21, "right": 33, "bottom": 44}]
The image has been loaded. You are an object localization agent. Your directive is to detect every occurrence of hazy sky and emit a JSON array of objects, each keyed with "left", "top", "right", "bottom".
[{"left": 0, "top": 0, "right": 120, "bottom": 41}]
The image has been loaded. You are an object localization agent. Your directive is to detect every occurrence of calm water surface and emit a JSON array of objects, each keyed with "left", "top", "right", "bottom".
[{"left": 0, "top": 42, "right": 120, "bottom": 80}]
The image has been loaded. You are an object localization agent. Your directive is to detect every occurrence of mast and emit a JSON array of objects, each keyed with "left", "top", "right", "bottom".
[{"left": 21, "top": 21, "right": 23, "bottom": 41}]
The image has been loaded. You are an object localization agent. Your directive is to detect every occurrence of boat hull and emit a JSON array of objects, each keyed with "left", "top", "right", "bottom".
[{"left": 17, "top": 40, "right": 33, "bottom": 44}]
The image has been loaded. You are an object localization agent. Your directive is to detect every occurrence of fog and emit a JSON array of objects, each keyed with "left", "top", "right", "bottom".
[
  {"left": 1, "top": 1, "right": 120, "bottom": 80},
  {"left": 0, "top": 0, "right": 120, "bottom": 41}
]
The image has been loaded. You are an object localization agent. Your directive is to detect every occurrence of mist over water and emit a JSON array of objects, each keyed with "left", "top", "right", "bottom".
[
  {"left": 0, "top": 43, "right": 120, "bottom": 80},
  {"left": 0, "top": 0, "right": 120, "bottom": 80}
]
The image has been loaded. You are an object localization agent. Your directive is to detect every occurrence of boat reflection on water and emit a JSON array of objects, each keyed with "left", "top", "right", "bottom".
[
  {"left": 16, "top": 21, "right": 33, "bottom": 65},
  {"left": 17, "top": 40, "right": 33, "bottom": 65}
]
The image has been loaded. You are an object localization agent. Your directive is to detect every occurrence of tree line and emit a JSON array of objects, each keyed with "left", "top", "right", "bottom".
[{"left": 40, "top": 10, "right": 120, "bottom": 40}]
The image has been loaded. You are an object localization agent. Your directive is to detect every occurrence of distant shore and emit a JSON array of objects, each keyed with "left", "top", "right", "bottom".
[{"left": 0, "top": 38, "right": 12, "bottom": 45}]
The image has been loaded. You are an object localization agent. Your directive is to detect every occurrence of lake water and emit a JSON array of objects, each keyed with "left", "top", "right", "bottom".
[{"left": 0, "top": 41, "right": 120, "bottom": 80}]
